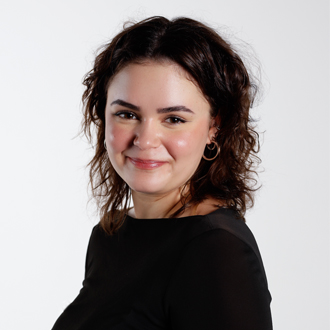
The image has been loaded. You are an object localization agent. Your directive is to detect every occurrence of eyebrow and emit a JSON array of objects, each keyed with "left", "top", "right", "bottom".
[
  {"left": 110, "top": 99, "right": 194, "bottom": 114},
  {"left": 110, "top": 99, "right": 140, "bottom": 111},
  {"left": 157, "top": 106, "right": 194, "bottom": 114}
]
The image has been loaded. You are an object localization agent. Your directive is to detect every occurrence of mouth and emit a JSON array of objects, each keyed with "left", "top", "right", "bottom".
[{"left": 127, "top": 157, "right": 168, "bottom": 170}]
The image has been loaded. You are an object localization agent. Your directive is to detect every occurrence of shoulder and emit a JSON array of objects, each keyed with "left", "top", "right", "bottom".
[
  {"left": 186, "top": 208, "right": 262, "bottom": 260},
  {"left": 171, "top": 208, "right": 270, "bottom": 290},
  {"left": 86, "top": 223, "right": 106, "bottom": 246},
  {"left": 164, "top": 209, "right": 272, "bottom": 329},
  {"left": 203, "top": 208, "right": 264, "bottom": 264},
  {"left": 84, "top": 223, "right": 110, "bottom": 274}
]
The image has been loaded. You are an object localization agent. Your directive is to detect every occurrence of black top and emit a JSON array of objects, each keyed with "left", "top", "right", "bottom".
[{"left": 52, "top": 208, "right": 272, "bottom": 330}]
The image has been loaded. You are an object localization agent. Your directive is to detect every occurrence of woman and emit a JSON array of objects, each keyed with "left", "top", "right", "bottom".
[{"left": 52, "top": 16, "right": 272, "bottom": 329}]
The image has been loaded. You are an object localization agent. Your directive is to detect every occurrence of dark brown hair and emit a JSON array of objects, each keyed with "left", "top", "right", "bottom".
[{"left": 82, "top": 16, "right": 261, "bottom": 235}]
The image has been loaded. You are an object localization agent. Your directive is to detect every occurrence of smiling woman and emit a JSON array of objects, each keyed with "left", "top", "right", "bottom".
[
  {"left": 105, "top": 62, "right": 215, "bottom": 211},
  {"left": 52, "top": 16, "right": 272, "bottom": 330}
]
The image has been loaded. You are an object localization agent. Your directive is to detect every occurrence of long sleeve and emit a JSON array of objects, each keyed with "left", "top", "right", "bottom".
[
  {"left": 52, "top": 226, "right": 99, "bottom": 330},
  {"left": 164, "top": 229, "right": 273, "bottom": 330}
]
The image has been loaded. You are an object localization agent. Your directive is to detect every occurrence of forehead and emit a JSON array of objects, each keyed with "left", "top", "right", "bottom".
[{"left": 106, "top": 61, "right": 209, "bottom": 109}]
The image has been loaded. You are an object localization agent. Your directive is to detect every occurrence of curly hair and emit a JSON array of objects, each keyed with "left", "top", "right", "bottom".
[{"left": 81, "top": 16, "right": 261, "bottom": 235}]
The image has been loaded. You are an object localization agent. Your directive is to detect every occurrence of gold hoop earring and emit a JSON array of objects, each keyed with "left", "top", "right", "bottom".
[{"left": 203, "top": 142, "right": 220, "bottom": 161}]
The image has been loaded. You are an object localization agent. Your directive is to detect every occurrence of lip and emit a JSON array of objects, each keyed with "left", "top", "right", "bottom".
[{"left": 128, "top": 157, "right": 168, "bottom": 170}]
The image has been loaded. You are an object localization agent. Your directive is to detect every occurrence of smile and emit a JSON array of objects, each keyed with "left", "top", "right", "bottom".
[{"left": 128, "top": 157, "right": 167, "bottom": 170}]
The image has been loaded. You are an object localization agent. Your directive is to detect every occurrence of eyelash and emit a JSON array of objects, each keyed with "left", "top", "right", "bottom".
[
  {"left": 164, "top": 116, "right": 187, "bottom": 124},
  {"left": 114, "top": 111, "right": 138, "bottom": 120},
  {"left": 113, "top": 111, "right": 187, "bottom": 125}
]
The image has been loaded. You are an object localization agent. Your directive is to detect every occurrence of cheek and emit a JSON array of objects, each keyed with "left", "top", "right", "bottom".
[
  {"left": 168, "top": 125, "right": 209, "bottom": 159},
  {"left": 106, "top": 122, "right": 132, "bottom": 154}
]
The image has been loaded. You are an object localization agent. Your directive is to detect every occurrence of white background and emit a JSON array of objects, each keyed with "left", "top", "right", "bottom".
[{"left": 1, "top": 0, "right": 329, "bottom": 329}]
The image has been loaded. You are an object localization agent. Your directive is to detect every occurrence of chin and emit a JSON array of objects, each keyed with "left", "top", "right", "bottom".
[
  {"left": 129, "top": 183, "right": 166, "bottom": 195},
  {"left": 126, "top": 176, "right": 169, "bottom": 195}
]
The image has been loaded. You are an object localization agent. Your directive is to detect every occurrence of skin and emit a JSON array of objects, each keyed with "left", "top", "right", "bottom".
[{"left": 105, "top": 61, "right": 218, "bottom": 219}]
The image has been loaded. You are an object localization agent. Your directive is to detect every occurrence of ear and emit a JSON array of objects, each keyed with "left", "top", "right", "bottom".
[{"left": 207, "top": 118, "right": 219, "bottom": 144}]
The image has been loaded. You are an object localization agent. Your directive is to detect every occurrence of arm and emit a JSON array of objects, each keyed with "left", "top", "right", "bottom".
[{"left": 164, "top": 229, "right": 272, "bottom": 330}]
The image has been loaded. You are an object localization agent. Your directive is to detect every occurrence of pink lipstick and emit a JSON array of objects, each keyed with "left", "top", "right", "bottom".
[{"left": 128, "top": 157, "right": 167, "bottom": 170}]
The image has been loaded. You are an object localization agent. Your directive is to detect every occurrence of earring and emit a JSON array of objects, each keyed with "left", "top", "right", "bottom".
[
  {"left": 104, "top": 140, "right": 107, "bottom": 150},
  {"left": 203, "top": 141, "right": 220, "bottom": 161}
]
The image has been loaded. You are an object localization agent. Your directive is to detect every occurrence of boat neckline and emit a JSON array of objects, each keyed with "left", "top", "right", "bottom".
[{"left": 125, "top": 207, "right": 233, "bottom": 221}]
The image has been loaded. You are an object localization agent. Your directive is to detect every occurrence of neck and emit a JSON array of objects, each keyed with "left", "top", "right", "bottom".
[{"left": 130, "top": 188, "right": 187, "bottom": 219}]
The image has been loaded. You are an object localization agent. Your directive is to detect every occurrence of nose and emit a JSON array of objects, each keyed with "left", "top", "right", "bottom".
[{"left": 133, "top": 119, "right": 161, "bottom": 150}]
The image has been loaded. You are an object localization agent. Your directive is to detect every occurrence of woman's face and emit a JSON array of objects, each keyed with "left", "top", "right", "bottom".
[{"left": 105, "top": 61, "right": 216, "bottom": 196}]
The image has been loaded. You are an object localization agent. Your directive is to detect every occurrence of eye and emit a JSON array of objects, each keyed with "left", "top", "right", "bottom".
[
  {"left": 114, "top": 111, "right": 138, "bottom": 120},
  {"left": 165, "top": 116, "right": 187, "bottom": 125}
]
